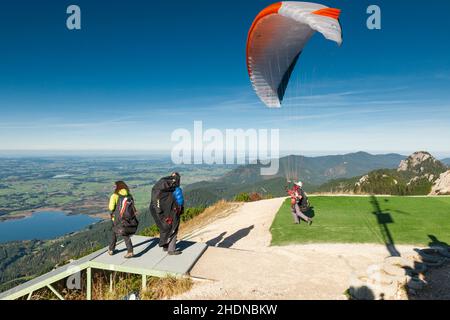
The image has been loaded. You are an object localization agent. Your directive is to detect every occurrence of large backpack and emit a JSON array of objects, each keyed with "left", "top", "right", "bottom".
[
  {"left": 113, "top": 195, "right": 139, "bottom": 236},
  {"left": 150, "top": 176, "right": 179, "bottom": 215},
  {"left": 298, "top": 189, "right": 310, "bottom": 213}
]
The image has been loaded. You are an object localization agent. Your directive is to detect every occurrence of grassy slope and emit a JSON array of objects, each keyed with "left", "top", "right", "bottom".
[{"left": 270, "top": 196, "right": 450, "bottom": 246}]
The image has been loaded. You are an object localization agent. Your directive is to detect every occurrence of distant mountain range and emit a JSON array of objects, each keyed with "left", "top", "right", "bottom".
[
  {"left": 184, "top": 152, "right": 406, "bottom": 207},
  {"left": 442, "top": 158, "right": 450, "bottom": 166}
]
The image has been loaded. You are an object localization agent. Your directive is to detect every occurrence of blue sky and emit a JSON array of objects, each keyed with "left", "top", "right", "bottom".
[{"left": 0, "top": 0, "right": 449, "bottom": 157}]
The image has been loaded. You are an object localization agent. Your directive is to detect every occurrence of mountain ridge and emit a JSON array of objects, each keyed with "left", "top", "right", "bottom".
[{"left": 184, "top": 152, "right": 406, "bottom": 207}]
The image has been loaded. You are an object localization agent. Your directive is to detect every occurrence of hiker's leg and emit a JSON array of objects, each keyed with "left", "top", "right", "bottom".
[
  {"left": 168, "top": 233, "right": 177, "bottom": 252},
  {"left": 123, "top": 235, "right": 133, "bottom": 253},
  {"left": 294, "top": 204, "right": 311, "bottom": 222},
  {"left": 298, "top": 211, "right": 311, "bottom": 222},
  {"left": 159, "top": 230, "right": 169, "bottom": 249},
  {"left": 109, "top": 231, "right": 117, "bottom": 251},
  {"left": 291, "top": 205, "right": 300, "bottom": 223}
]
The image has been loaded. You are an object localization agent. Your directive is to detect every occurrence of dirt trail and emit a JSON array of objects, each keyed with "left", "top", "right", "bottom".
[{"left": 176, "top": 198, "right": 417, "bottom": 300}]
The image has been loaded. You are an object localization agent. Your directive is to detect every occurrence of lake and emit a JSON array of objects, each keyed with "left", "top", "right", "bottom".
[{"left": 0, "top": 211, "right": 101, "bottom": 243}]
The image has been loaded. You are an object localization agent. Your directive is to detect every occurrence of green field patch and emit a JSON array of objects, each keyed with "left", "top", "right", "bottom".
[{"left": 270, "top": 196, "right": 450, "bottom": 246}]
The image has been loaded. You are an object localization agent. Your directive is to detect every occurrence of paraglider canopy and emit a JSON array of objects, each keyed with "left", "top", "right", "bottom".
[{"left": 246, "top": 2, "right": 343, "bottom": 108}]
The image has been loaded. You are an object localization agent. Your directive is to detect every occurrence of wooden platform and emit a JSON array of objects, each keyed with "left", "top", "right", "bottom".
[
  {"left": 90, "top": 236, "right": 207, "bottom": 276},
  {"left": 0, "top": 236, "right": 207, "bottom": 300}
]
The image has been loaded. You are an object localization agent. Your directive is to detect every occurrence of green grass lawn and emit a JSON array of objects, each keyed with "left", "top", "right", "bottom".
[{"left": 270, "top": 196, "right": 450, "bottom": 246}]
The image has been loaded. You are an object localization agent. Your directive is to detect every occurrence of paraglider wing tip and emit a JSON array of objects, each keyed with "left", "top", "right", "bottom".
[
  {"left": 312, "top": 8, "right": 341, "bottom": 20},
  {"left": 266, "top": 102, "right": 282, "bottom": 108}
]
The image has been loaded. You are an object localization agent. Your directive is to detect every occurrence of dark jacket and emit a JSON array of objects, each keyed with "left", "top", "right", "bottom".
[{"left": 149, "top": 175, "right": 182, "bottom": 247}]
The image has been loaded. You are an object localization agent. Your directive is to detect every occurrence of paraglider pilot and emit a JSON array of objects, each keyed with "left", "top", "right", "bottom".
[
  {"left": 149, "top": 172, "right": 184, "bottom": 255},
  {"left": 108, "top": 181, "right": 139, "bottom": 258},
  {"left": 287, "top": 181, "right": 313, "bottom": 226}
]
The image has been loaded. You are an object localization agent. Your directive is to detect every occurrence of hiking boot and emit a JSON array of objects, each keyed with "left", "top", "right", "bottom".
[
  {"left": 168, "top": 250, "right": 182, "bottom": 256},
  {"left": 108, "top": 249, "right": 115, "bottom": 256},
  {"left": 124, "top": 252, "right": 134, "bottom": 259},
  {"left": 162, "top": 246, "right": 168, "bottom": 252}
]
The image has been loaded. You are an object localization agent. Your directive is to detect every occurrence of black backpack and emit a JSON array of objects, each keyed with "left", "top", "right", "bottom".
[
  {"left": 150, "top": 176, "right": 178, "bottom": 215},
  {"left": 114, "top": 195, "right": 139, "bottom": 236},
  {"left": 298, "top": 189, "right": 310, "bottom": 212}
]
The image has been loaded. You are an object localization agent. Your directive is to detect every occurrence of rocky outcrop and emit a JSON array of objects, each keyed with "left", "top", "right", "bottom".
[
  {"left": 430, "top": 170, "right": 450, "bottom": 195},
  {"left": 318, "top": 151, "right": 448, "bottom": 196},
  {"left": 355, "top": 175, "right": 369, "bottom": 187},
  {"left": 398, "top": 151, "right": 447, "bottom": 176},
  {"left": 398, "top": 152, "right": 447, "bottom": 193},
  {"left": 398, "top": 151, "right": 432, "bottom": 171},
  {"left": 349, "top": 247, "right": 450, "bottom": 300}
]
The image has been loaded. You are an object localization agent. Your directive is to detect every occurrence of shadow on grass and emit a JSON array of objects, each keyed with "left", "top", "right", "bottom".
[{"left": 370, "top": 196, "right": 400, "bottom": 257}]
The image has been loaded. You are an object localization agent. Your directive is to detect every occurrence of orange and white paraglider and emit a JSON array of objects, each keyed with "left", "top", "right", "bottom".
[{"left": 246, "top": 2, "right": 343, "bottom": 108}]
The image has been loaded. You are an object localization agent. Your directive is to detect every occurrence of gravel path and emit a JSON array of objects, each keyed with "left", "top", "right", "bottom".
[{"left": 175, "top": 198, "right": 418, "bottom": 300}]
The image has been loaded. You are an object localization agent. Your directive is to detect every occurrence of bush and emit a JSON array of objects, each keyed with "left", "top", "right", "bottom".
[
  {"left": 234, "top": 192, "right": 265, "bottom": 202},
  {"left": 141, "top": 275, "right": 193, "bottom": 300},
  {"left": 181, "top": 206, "right": 206, "bottom": 223},
  {"left": 234, "top": 192, "right": 250, "bottom": 202},
  {"left": 139, "top": 224, "right": 160, "bottom": 237},
  {"left": 249, "top": 192, "right": 263, "bottom": 202}
]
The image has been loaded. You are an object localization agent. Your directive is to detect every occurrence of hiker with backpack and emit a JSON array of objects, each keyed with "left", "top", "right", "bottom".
[
  {"left": 149, "top": 172, "right": 184, "bottom": 255},
  {"left": 287, "top": 181, "right": 313, "bottom": 226},
  {"left": 108, "top": 181, "right": 139, "bottom": 258}
]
